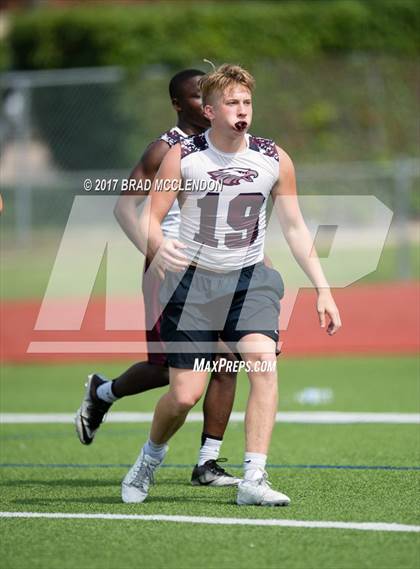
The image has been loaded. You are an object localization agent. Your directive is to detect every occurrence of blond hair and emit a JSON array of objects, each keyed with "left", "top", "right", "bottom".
[{"left": 198, "top": 64, "right": 255, "bottom": 105}]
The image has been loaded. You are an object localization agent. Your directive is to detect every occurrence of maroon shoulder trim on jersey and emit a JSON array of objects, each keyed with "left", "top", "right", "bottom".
[
  {"left": 159, "top": 128, "right": 185, "bottom": 147},
  {"left": 248, "top": 135, "right": 279, "bottom": 162},
  {"left": 180, "top": 133, "right": 208, "bottom": 158}
]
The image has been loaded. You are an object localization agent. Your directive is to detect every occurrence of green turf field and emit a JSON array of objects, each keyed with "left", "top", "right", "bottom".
[{"left": 1, "top": 356, "right": 419, "bottom": 568}]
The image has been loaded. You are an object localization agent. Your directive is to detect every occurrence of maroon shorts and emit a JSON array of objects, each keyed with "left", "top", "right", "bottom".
[{"left": 142, "top": 261, "right": 168, "bottom": 367}]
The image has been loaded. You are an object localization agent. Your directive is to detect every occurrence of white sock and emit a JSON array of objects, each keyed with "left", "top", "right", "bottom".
[
  {"left": 144, "top": 438, "right": 168, "bottom": 462},
  {"left": 96, "top": 381, "right": 118, "bottom": 403},
  {"left": 198, "top": 436, "right": 222, "bottom": 466},
  {"left": 244, "top": 452, "right": 267, "bottom": 481}
]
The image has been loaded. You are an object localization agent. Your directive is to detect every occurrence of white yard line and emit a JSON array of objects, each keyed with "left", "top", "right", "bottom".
[
  {"left": 1, "top": 412, "right": 419, "bottom": 424},
  {"left": 0, "top": 511, "right": 418, "bottom": 533}
]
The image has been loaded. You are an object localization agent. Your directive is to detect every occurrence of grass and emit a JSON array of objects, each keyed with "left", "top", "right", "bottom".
[
  {"left": 0, "top": 356, "right": 419, "bottom": 568},
  {"left": 1, "top": 227, "right": 419, "bottom": 300},
  {"left": 1, "top": 357, "right": 418, "bottom": 413},
  {"left": 1, "top": 518, "right": 418, "bottom": 569}
]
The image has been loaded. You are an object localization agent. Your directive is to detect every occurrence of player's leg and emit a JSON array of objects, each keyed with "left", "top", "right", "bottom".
[
  {"left": 110, "top": 361, "right": 169, "bottom": 396},
  {"left": 161, "top": 265, "right": 240, "bottom": 485},
  {"left": 74, "top": 262, "right": 170, "bottom": 445},
  {"left": 74, "top": 361, "right": 169, "bottom": 446},
  {"left": 122, "top": 367, "right": 208, "bottom": 503},
  {"left": 236, "top": 333, "right": 289, "bottom": 506},
  {"left": 150, "top": 367, "right": 208, "bottom": 442},
  {"left": 97, "top": 260, "right": 169, "bottom": 400},
  {"left": 202, "top": 352, "right": 237, "bottom": 438},
  {"left": 220, "top": 264, "right": 289, "bottom": 505},
  {"left": 121, "top": 261, "right": 220, "bottom": 503},
  {"left": 240, "top": 334, "right": 278, "bottom": 454},
  {"left": 192, "top": 350, "right": 241, "bottom": 486}
]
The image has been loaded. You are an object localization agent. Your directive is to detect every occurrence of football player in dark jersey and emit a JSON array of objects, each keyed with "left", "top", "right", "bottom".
[{"left": 75, "top": 69, "right": 240, "bottom": 488}]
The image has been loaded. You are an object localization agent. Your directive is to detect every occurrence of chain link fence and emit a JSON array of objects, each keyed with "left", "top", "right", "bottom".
[{"left": 1, "top": 58, "right": 419, "bottom": 280}]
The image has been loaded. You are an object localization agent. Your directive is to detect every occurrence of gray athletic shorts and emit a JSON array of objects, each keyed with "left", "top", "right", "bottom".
[{"left": 159, "top": 262, "right": 284, "bottom": 369}]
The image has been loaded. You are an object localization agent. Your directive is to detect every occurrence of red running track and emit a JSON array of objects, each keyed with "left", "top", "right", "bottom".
[{"left": 1, "top": 282, "right": 419, "bottom": 363}]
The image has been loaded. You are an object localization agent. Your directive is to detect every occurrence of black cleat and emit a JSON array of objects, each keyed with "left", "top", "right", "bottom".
[
  {"left": 75, "top": 374, "right": 112, "bottom": 445},
  {"left": 191, "top": 459, "right": 242, "bottom": 487}
]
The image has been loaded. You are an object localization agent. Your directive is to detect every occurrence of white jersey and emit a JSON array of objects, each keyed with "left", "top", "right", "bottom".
[
  {"left": 178, "top": 130, "right": 279, "bottom": 271},
  {"left": 158, "top": 126, "right": 186, "bottom": 238}
]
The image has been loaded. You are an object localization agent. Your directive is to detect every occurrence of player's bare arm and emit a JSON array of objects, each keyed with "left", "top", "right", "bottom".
[
  {"left": 113, "top": 140, "right": 170, "bottom": 254},
  {"left": 140, "top": 144, "right": 187, "bottom": 277},
  {"left": 272, "top": 146, "right": 342, "bottom": 335}
]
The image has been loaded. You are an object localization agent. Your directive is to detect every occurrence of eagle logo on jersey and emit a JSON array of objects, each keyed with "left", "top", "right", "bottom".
[{"left": 208, "top": 167, "right": 258, "bottom": 186}]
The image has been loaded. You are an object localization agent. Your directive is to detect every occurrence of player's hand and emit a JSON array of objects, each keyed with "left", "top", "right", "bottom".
[
  {"left": 263, "top": 253, "right": 273, "bottom": 268},
  {"left": 154, "top": 238, "right": 188, "bottom": 278},
  {"left": 317, "top": 289, "right": 341, "bottom": 335}
]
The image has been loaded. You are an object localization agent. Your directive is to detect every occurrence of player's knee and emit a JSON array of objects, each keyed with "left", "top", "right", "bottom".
[
  {"left": 211, "top": 369, "right": 237, "bottom": 384},
  {"left": 247, "top": 352, "right": 276, "bottom": 367},
  {"left": 172, "top": 391, "right": 201, "bottom": 412},
  {"left": 210, "top": 354, "right": 238, "bottom": 382},
  {"left": 247, "top": 353, "right": 277, "bottom": 383}
]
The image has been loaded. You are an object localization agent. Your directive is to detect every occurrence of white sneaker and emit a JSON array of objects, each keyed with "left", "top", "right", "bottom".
[
  {"left": 121, "top": 449, "right": 162, "bottom": 503},
  {"left": 237, "top": 469, "right": 290, "bottom": 506}
]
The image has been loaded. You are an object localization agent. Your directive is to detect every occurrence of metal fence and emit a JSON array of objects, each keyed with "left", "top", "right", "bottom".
[{"left": 1, "top": 62, "right": 419, "bottom": 280}]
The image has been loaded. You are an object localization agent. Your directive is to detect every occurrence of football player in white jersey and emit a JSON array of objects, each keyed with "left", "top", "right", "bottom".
[
  {"left": 75, "top": 69, "right": 241, "bottom": 487},
  {"left": 123, "top": 64, "right": 341, "bottom": 506}
]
